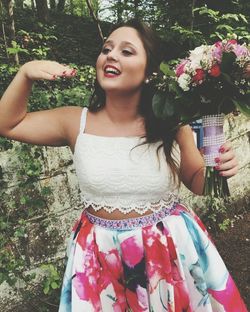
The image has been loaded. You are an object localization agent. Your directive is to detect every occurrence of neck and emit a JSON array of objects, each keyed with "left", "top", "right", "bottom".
[{"left": 104, "top": 90, "right": 142, "bottom": 123}]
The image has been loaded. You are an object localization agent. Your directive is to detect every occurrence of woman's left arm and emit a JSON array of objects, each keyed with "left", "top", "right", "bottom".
[{"left": 176, "top": 125, "right": 238, "bottom": 195}]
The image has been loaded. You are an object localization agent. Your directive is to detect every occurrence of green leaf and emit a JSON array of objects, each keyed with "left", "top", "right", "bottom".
[
  {"left": 160, "top": 63, "right": 175, "bottom": 77},
  {"left": 163, "top": 95, "right": 175, "bottom": 117},
  {"left": 221, "top": 14, "right": 239, "bottom": 22},
  {"left": 169, "top": 80, "right": 182, "bottom": 96},
  {"left": 216, "top": 24, "right": 234, "bottom": 33},
  {"left": 20, "top": 196, "right": 27, "bottom": 205},
  {"left": 233, "top": 98, "right": 250, "bottom": 117},
  {"left": 43, "top": 285, "right": 50, "bottom": 295},
  {"left": 152, "top": 91, "right": 166, "bottom": 119},
  {"left": 220, "top": 73, "right": 234, "bottom": 86},
  {"left": 220, "top": 52, "right": 236, "bottom": 74},
  {"left": 51, "top": 281, "right": 59, "bottom": 289},
  {"left": 238, "top": 14, "right": 248, "bottom": 24}
]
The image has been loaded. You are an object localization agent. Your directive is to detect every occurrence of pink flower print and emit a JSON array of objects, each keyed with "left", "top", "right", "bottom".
[
  {"left": 166, "top": 236, "right": 177, "bottom": 260},
  {"left": 76, "top": 219, "right": 94, "bottom": 251},
  {"left": 126, "top": 288, "right": 148, "bottom": 312},
  {"left": 143, "top": 227, "right": 172, "bottom": 291},
  {"left": 120, "top": 236, "right": 144, "bottom": 268},
  {"left": 72, "top": 220, "right": 80, "bottom": 232},
  {"left": 98, "top": 249, "right": 128, "bottom": 311},
  {"left": 174, "top": 280, "right": 191, "bottom": 312},
  {"left": 175, "top": 60, "right": 189, "bottom": 77},
  {"left": 73, "top": 271, "right": 102, "bottom": 311},
  {"left": 112, "top": 284, "right": 128, "bottom": 312},
  {"left": 136, "top": 285, "right": 149, "bottom": 310},
  {"left": 208, "top": 275, "right": 248, "bottom": 312},
  {"left": 99, "top": 249, "right": 123, "bottom": 281}
]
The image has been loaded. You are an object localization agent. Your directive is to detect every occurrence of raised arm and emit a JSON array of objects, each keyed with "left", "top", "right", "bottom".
[
  {"left": 0, "top": 60, "right": 79, "bottom": 147},
  {"left": 176, "top": 125, "right": 238, "bottom": 195}
]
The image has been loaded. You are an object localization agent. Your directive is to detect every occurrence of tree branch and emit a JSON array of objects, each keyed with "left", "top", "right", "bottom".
[{"left": 85, "top": 0, "right": 104, "bottom": 42}]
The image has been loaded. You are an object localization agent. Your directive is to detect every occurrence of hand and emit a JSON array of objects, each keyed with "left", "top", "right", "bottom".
[
  {"left": 215, "top": 142, "right": 238, "bottom": 177},
  {"left": 19, "top": 60, "right": 76, "bottom": 81}
]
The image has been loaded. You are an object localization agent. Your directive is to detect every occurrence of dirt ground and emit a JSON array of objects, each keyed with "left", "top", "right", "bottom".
[{"left": 211, "top": 211, "right": 250, "bottom": 309}]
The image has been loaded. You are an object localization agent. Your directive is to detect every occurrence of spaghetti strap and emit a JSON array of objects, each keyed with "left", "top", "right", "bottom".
[{"left": 79, "top": 107, "right": 88, "bottom": 134}]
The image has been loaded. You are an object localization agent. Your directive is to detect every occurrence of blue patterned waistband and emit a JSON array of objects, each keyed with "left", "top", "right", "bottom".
[{"left": 84, "top": 202, "right": 179, "bottom": 230}]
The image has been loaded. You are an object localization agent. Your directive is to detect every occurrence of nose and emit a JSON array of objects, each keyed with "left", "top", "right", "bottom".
[{"left": 107, "top": 48, "right": 118, "bottom": 61}]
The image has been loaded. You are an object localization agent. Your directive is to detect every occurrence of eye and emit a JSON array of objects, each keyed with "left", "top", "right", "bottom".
[
  {"left": 102, "top": 47, "right": 111, "bottom": 54},
  {"left": 122, "top": 49, "right": 133, "bottom": 56}
]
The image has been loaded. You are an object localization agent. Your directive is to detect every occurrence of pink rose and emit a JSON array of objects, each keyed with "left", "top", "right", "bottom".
[
  {"left": 209, "top": 64, "right": 221, "bottom": 77},
  {"left": 192, "top": 68, "right": 205, "bottom": 83},
  {"left": 227, "top": 39, "right": 237, "bottom": 45},
  {"left": 176, "top": 60, "right": 188, "bottom": 77}
]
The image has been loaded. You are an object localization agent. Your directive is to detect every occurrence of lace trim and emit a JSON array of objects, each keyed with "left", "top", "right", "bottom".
[
  {"left": 81, "top": 193, "right": 179, "bottom": 215},
  {"left": 84, "top": 202, "right": 179, "bottom": 230}
]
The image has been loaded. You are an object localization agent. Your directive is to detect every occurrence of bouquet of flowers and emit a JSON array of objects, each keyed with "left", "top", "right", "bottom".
[{"left": 153, "top": 39, "right": 250, "bottom": 197}]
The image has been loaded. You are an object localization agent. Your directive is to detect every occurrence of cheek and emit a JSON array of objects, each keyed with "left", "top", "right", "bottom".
[
  {"left": 127, "top": 60, "right": 147, "bottom": 81},
  {"left": 96, "top": 55, "right": 103, "bottom": 80}
]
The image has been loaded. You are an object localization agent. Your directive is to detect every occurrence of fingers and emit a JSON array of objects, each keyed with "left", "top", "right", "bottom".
[
  {"left": 214, "top": 142, "right": 238, "bottom": 177},
  {"left": 43, "top": 62, "right": 77, "bottom": 80},
  {"left": 20, "top": 60, "right": 77, "bottom": 81}
]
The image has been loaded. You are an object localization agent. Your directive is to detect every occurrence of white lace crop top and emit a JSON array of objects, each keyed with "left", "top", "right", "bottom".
[{"left": 73, "top": 107, "right": 180, "bottom": 214}]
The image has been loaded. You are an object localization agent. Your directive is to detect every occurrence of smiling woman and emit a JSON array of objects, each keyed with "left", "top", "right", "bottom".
[
  {"left": 96, "top": 26, "right": 147, "bottom": 95},
  {"left": 0, "top": 18, "right": 247, "bottom": 312}
]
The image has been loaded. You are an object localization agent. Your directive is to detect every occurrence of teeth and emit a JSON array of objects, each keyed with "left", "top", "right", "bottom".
[{"left": 105, "top": 67, "right": 120, "bottom": 75}]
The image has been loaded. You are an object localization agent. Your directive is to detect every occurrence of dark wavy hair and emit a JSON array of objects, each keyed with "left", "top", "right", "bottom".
[{"left": 89, "top": 19, "right": 180, "bottom": 184}]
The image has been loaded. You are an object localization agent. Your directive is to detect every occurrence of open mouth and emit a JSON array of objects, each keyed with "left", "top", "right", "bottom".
[{"left": 104, "top": 65, "right": 121, "bottom": 77}]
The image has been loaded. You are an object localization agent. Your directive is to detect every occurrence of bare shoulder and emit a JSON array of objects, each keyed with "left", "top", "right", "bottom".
[
  {"left": 58, "top": 105, "right": 83, "bottom": 127},
  {"left": 58, "top": 106, "right": 84, "bottom": 149}
]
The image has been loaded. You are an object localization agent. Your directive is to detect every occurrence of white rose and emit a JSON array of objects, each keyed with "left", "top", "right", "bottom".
[
  {"left": 189, "top": 45, "right": 212, "bottom": 71},
  {"left": 177, "top": 73, "right": 191, "bottom": 91}
]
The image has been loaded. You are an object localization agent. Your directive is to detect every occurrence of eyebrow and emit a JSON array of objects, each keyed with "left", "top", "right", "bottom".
[{"left": 104, "top": 40, "right": 137, "bottom": 49}]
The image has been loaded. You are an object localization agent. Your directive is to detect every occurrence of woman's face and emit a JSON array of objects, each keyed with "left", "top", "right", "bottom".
[{"left": 96, "top": 26, "right": 147, "bottom": 95}]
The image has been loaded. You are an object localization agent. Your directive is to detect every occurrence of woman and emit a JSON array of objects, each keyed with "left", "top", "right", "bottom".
[{"left": 0, "top": 20, "right": 247, "bottom": 311}]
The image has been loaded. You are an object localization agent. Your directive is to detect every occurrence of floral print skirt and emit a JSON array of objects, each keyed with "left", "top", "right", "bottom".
[{"left": 59, "top": 203, "right": 247, "bottom": 312}]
